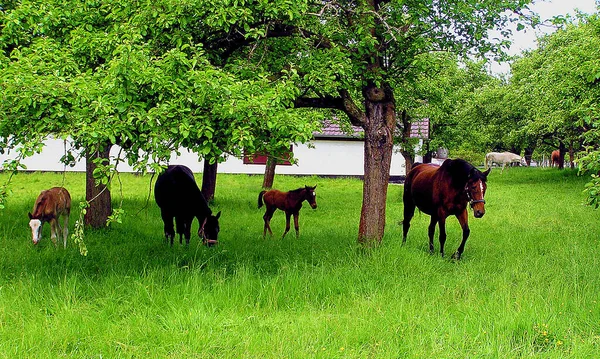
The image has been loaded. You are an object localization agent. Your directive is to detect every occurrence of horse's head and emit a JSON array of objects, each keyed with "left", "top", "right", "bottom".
[
  {"left": 199, "top": 211, "right": 221, "bottom": 246},
  {"left": 466, "top": 168, "right": 490, "bottom": 218},
  {"left": 304, "top": 185, "right": 317, "bottom": 209},
  {"left": 28, "top": 213, "right": 42, "bottom": 245}
]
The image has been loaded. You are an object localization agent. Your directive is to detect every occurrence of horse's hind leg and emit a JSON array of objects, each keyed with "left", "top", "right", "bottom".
[
  {"left": 293, "top": 212, "right": 300, "bottom": 238},
  {"left": 263, "top": 207, "right": 275, "bottom": 237},
  {"left": 428, "top": 216, "right": 437, "bottom": 254},
  {"left": 282, "top": 212, "right": 292, "bottom": 239},
  {"left": 401, "top": 199, "right": 415, "bottom": 245}
]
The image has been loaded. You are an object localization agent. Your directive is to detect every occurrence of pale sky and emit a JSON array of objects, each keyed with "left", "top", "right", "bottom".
[{"left": 490, "top": 0, "right": 599, "bottom": 74}]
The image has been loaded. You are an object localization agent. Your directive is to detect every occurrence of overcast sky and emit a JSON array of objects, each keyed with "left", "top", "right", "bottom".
[{"left": 490, "top": 0, "right": 599, "bottom": 74}]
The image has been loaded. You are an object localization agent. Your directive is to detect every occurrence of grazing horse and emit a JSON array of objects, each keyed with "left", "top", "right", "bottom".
[
  {"left": 551, "top": 150, "right": 561, "bottom": 168},
  {"left": 258, "top": 185, "right": 317, "bottom": 238},
  {"left": 485, "top": 151, "right": 524, "bottom": 174},
  {"left": 154, "top": 165, "right": 221, "bottom": 246},
  {"left": 402, "top": 159, "right": 490, "bottom": 260},
  {"left": 28, "top": 187, "right": 71, "bottom": 248}
]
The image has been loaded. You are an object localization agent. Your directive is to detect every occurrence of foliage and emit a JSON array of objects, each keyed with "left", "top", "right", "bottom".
[
  {"left": 0, "top": 0, "right": 321, "bottom": 221},
  {"left": 1, "top": 0, "right": 539, "bottom": 243}
]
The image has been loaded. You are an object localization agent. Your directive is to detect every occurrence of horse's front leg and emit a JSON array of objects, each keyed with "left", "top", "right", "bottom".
[
  {"left": 437, "top": 217, "right": 447, "bottom": 257},
  {"left": 160, "top": 210, "right": 175, "bottom": 245},
  {"left": 49, "top": 218, "right": 58, "bottom": 247},
  {"left": 293, "top": 212, "right": 300, "bottom": 238},
  {"left": 282, "top": 212, "right": 292, "bottom": 239},
  {"left": 62, "top": 214, "right": 69, "bottom": 248},
  {"left": 183, "top": 219, "right": 192, "bottom": 245},
  {"left": 452, "top": 210, "right": 470, "bottom": 260},
  {"left": 428, "top": 216, "right": 438, "bottom": 254}
]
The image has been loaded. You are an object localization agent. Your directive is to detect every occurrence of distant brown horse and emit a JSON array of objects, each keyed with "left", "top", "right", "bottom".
[
  {"left": 551, "top": 150, "right": 561, "bottom": 168},
  {"left": 258, "top": 185, "right": 317, "bottom": 238},
  {"left": 28, "top": 187, "right": 71, "bottom": 248},
  {"left": 402, "top": 159, "right": 490, "bottom": 260}
]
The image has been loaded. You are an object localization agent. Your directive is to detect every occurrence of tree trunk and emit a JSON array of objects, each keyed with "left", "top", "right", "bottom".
[
  {"left": 201, "top": 159, "right": 218, "bottom": 202},
  {"left": 85, "top": 144, "right": 112, "bottom": 228},
  {"left": 558, "top": 141, "right": 566, "bottom": 170},
  {"left": 568, "top": 142, "right": 575, "bottom": 169},
  {"left": 398, "top": 110, "right": 415, "bottom": 173},
  {"left": 358, "top": 86, "right": 395, "bottom": 246},
  {"left": 422, "top": 140, "right": 432, "bottom": 163},
  {"left": 401, "top": 150, "right": 415, "bottom": 174},
  {"left": 524, "top": 148, "right": 534, "bottom": 166},
  {"left": 262, "top": 156, "right": 277, "bottom": 189}
]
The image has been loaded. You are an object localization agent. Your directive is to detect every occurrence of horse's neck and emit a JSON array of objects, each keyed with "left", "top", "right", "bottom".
[{"left": 289, "top": 189, "right": 306, "bottom": 205}]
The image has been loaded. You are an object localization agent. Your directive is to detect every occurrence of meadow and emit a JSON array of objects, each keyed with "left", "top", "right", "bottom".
[{"left": 0, "top": 167, "right": 598, "bottom": 358}]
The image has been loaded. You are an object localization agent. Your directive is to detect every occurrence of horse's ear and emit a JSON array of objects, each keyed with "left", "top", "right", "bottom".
[
  {"left": 483, "top": 168, "right": 491, "bottom": 178},
  {"left": 313, "top": 184, "right": 317, "bottom": 190},
  {"left": 28, "top": 212, "right": 32, "bottom": 220},
  {"left": 215, "top": 211, "right": 221, "bottom": 219}
]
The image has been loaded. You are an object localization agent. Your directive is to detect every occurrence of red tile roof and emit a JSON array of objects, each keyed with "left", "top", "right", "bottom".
[{"left": 315, "top": 118, "right": 429, "bottom": 139}]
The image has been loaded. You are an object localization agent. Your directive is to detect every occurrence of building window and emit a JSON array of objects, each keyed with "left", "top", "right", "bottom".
[{"left": 243, "top": 146, "right": 293, "bottom": 166}]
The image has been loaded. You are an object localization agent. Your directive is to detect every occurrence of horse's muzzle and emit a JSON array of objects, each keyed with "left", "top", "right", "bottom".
[
  {"left": 473, "top": 210, "right": 485, "bottom": 218},
  {"left": 311, "top": 203, "right": 317, "bottom": 209}
]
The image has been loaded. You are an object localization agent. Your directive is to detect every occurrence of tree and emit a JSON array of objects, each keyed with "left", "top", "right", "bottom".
[
  {"left": 238, "top": 0, "right": 534, "bottom": 244},
  {"left": 0, "top": 0, "right": 320, "bottom": 230}
]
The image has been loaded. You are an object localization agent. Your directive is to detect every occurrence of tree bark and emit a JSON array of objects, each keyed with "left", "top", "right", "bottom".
[
  {"left": 357, "top": 85, "right": 395, "bottom": 246},
  {"left": 85, "top": 144, "right": 112, "bottom": 228},
  {"left": 422, "top": 140, "right": 433, "bottom": 164},
  {"left": 524, "top": 148, "right": 534, "bottom": 166},
  {"left": 262, "top": 156, "right": 277, "bottom": 189},
  {"left": 201, "top": 159, "right": 218, "bottom": 202}
]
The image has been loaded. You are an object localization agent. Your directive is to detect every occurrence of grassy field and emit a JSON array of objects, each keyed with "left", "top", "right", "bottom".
[{"left": 0, "top": 167, "right": 598, "bottom": 358}]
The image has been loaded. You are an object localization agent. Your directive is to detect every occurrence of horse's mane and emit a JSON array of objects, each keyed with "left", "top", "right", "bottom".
[
  {"left": 289, "top": 187, "right": 308, "bottom": 194},
  {"left": 442, "top": 158, "right": 482, "bottom": 188}
]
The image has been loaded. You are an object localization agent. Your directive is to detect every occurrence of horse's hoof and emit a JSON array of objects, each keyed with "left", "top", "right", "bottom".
[
  {"left": 204, "top": 239, "right": 218, "bottom": 247},
  {"left": 451, "top": 252, "right": 461, "bottom": 260}
]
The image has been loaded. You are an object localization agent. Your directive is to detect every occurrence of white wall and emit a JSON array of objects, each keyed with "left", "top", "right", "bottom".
[{"left": 0, "top": 138, "right": 408, "bottom": 176}]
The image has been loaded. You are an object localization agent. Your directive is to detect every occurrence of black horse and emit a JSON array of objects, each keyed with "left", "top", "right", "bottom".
[{"left": 154, "top": 165, "right": 221, "bottom": 246}]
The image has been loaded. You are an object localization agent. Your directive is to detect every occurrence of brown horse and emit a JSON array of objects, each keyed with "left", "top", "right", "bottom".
[
  {"left": 258, "top": 185, "right": 317, "bottom": 238},
  {"left": 402, "top": 159, "right": 490, "bottom": 260},
  {"left": 28, "top": 187, "right": 71, "bottom": 248},
  {"left": 551, "top": 150, "right": 561, "bottom": 168}
]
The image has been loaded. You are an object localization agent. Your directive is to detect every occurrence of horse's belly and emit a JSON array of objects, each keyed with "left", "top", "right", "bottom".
[{"left": 411, "top": 192, "right": 436, "bottom": 216}]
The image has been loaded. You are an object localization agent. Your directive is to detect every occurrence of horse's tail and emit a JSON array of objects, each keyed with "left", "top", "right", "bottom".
[{"left": 258, "top": 190, "right": 267, "bottom": 208}]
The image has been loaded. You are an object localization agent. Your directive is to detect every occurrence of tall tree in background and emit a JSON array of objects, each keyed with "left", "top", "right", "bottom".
[{"left": 215, "top": 0, "right": 535, "bottom": 244}]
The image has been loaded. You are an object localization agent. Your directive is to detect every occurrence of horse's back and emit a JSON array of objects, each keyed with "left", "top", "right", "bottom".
[
  {"left": 263, "top": 189, "right": 287, "bottom": 209},
  {"left": 155, "top": 165, "right": 207, "bottom": 215},
  {"left": 33, "top": 187, "right": 71, "bottom": 218}
]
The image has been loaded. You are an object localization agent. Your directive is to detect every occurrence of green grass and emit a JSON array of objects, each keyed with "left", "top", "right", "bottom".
[{"left": 0, "top": 168, "right": 599, "bottom": 358}]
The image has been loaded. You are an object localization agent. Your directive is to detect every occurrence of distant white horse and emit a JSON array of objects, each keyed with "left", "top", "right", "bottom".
[{"left": 485, "top": 152, "right": 524, "bottom": 174}]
